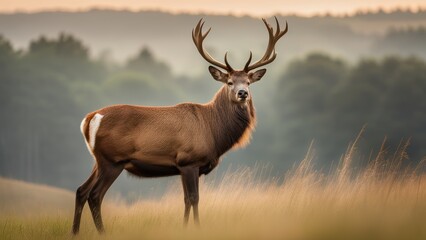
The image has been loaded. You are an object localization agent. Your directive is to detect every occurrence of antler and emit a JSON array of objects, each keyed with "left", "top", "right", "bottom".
[
  {"left": 192, "top": 19, "right": 234, "bottom": 72},
  {"left": 244, "top": 17, "right": 288, "bottom": 72}
]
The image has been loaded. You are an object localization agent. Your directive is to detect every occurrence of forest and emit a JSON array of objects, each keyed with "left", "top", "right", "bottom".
[{"left": 0, "top": 10, "right": 426, "bottom": 198}]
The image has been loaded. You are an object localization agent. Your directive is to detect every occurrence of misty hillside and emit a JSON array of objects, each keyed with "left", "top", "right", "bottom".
[
  {"left": 0, "top": 177, "right": 74, "bottom": 215},
  {"left": 1, "top": 9, "right": 426, "bottom": 74}
]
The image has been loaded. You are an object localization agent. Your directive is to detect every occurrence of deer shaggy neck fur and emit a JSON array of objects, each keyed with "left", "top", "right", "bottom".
[{"left": 207, "top": 85, "right": 256, "bottom": 156}]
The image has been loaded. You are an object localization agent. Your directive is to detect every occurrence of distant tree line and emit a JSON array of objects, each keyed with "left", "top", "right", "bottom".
[
  {"left": 0, "top": 34, "right": 182, "bottom": 188},
  {"left": 0, "top": 33, "right": 425, "bottom": 191},
  {"left": 373, "top": 27, "right": 426, "bottom": 59},
  {"left": 273, "top": 53, "right": 426, "bottom": 167}
]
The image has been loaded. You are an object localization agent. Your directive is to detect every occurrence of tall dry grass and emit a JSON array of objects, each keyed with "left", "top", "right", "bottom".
[{"left": 1, "top": 136, "right": 426, "bottom": 240}]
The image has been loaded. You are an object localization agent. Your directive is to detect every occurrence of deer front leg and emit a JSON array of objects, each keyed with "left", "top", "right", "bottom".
[{"left": 180, "top": 167, "right": 200, "bottom": 226}]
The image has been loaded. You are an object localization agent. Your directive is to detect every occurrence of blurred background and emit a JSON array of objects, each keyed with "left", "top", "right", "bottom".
[{"left": 0, "top": 1, "right": 425, "bottom": 201}]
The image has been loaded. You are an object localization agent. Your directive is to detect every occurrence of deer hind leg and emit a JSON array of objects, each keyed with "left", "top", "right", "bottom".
[
  {"left": 87, "top": 161, "right": 123, "bottom": 233},
  {"left": 180, "top": 167, "right": 200, "bottom": 226},
  {"left": 72, "top": 166, "right": 98, "bottom": 235}
]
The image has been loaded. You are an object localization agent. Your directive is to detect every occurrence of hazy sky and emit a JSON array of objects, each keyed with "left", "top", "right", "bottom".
[{"left": 1, "top": 0, "right": 425, "bottom": 16}]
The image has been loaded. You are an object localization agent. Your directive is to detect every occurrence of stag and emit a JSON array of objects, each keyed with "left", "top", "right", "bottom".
[{"left": 72, "top": 17, "right": 287, "bottom": 234}]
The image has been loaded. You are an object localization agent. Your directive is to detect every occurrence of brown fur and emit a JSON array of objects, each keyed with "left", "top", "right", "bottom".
[{"left": 85, "top": 85, "right": 255, "bottom": 172}]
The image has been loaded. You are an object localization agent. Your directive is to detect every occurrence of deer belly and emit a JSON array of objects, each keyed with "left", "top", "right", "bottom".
[{"left": 124, "top": 159, "right": 180, "bottom": 177}]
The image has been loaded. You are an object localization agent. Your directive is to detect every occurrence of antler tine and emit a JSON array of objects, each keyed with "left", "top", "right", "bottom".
[
  {"left": 192, "top": 18, "right": 233, "bottom": 72},
  {"left": 245, "top": 17, "right": 288, "bottom": 72},
  {"left": 224, "top": 52, "right": 234, "bottom": 72},
  {"left": 275, "top": 16, "right": 280, "bottom": 35},
  {"left": 192, "top": 19, "right": 203, "bottom": 41},
  {"left": 278, "top": 20, "right": 289, "bottom": 39},
  {"left": 263, "top": 18, "right": 275, "bottom": 57},
  {"left": 243, "top": 51, "right": 253, "bottom": 72}
]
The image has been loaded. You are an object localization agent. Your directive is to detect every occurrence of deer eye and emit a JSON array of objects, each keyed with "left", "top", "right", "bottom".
[
  {"left": 227, "top": 82, "right": 233, "bottom": 86},
  {"left": 247, "top": 81, "right": 251, "bottom": 86}
]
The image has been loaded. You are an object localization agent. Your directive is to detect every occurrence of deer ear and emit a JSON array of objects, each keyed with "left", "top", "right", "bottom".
[
  {"left": 209, "top": 66, "right": 228, "bottom": 83},
  {"left": 249, "top": 69, "right": 267, "bottom": 83}
]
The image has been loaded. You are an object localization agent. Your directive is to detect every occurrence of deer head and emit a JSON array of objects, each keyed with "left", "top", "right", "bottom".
[{"left": 192, "top": 17, "right": 288, "bottom": 103}]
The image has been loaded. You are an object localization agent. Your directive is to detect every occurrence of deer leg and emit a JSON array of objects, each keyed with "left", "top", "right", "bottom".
[
  {"left": 87, "top": 162, "right": 123, "bottom": 233},
  {"left": 180, "top": 167, "right": 200, "bottom": 226},
  {"left": 72, "top": 166, "right": 98, "bottom": 235},
  {"left": 183, "top": 195, "right": 191, "bottom": 225}
]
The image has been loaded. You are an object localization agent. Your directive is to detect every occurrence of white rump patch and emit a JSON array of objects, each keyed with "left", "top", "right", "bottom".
[
  {"left": 80, "top": 117, "right": 93, "bottom": 155},
  {"left": 80, "top": 117, "right": 86, "bottom": 134},
  {"left": 88, "top": 113, "right": 104, "bottom": 150}
]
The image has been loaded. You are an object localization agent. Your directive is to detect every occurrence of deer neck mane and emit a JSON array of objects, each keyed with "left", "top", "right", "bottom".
[{"left": 207, "top": 86, "right": 256, "bottom": 157}]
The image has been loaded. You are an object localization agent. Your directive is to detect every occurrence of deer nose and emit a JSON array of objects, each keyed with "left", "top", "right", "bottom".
[{"left": 237, "top": 89, "right": 248, "bottom": 99}]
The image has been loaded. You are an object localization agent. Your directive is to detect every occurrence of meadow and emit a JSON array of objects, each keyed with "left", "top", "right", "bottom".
[{"left": 1, "top": 137, "right": 426, "bottom": 240}]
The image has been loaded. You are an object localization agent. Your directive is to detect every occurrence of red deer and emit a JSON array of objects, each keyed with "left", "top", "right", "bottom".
[{"left": 72, "top": 17, "right": 287, "bottom": 234}]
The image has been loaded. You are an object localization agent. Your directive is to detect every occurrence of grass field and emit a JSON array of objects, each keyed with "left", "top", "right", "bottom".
[{"left": 1, "top": 138, "right": 426, "bottom": 240}]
